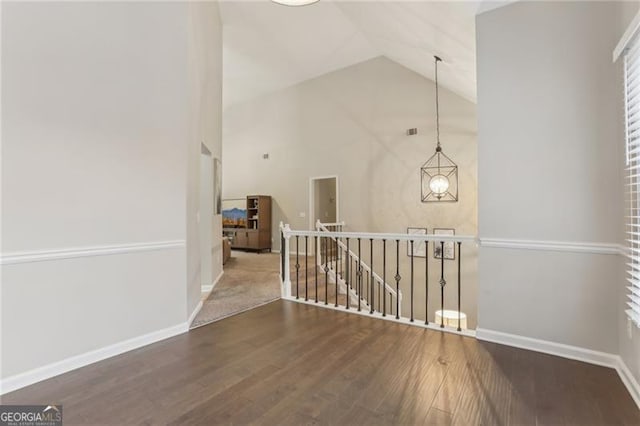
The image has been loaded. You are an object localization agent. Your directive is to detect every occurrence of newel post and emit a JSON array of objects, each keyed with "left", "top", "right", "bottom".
[{"left": 281, "top": 223, "right": 292, "bottom": 298}]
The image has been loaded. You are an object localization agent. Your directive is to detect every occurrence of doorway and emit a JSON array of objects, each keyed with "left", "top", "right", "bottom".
[
  {"left": 309, "top": 176, "right": 339, "bottom": 230},
  {"left": 200, "top": 144, "right": 214, "bottom": 293}
]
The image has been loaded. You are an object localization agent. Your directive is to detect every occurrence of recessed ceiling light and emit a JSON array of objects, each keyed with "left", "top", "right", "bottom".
[{"left": 271, "top": 0, "right": 319, "bottom": 6}]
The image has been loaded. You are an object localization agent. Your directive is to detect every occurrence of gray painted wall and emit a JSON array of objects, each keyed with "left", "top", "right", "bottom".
[
  {"left": 1, "top": 1, "right": 223, "bottom": 384},
  {"left": 476, "top": 1, "right": 626, "bottom": 358}
]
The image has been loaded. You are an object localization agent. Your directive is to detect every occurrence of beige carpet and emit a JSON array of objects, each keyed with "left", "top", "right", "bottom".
[
  {"left": 191, "top": 251, "right": 283, "bottom": 329},
  {"left": 191, "top": 251, "right": 360, "bottom": 328}
]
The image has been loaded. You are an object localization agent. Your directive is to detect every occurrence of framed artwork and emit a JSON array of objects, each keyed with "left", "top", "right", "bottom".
[
  {"left": 214, "top": 158, "right": 222, "bottom": 215},
  {"left": 222, "top": 198, "right": 246, "bottom": 228},
  {"left": 433, "top": 228, "right": 455, "bottom": 260},
  {"left": 407, "top": 227, "right": 427, "bottom": 257}
]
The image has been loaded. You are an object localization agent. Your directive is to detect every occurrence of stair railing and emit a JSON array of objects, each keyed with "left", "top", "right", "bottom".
[
  {"left": 316, "top": 221, "right": 402, "bottom": 316},
  {"left": 280, "top": 222, "right": 476, "bottom": 334}
]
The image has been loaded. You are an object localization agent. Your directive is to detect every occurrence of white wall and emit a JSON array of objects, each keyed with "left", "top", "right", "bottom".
[
  {"left": 186, "top": 2, "right": 224, "bottom": 317},
  {"left": 1, "top": 1, "right": 223, "bottom": 391},
  {"left": 223, "top": 57, "right": 478, "bottom": 326},
  {"left": 476, "top": 1, "right": 624, "bottom": 355}
]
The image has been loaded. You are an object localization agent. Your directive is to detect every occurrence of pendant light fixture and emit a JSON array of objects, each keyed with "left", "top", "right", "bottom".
[
  {"left": 271, "top": 0, "right": 319, "bottom": 6},
  {"left": 421, "top": 56, "right": 458, "bottom": 202}
]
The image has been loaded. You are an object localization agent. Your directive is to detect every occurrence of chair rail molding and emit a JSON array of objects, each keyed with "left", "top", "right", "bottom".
[
  {"left": 479, "top": 237, "right": 624, "bottom": 256},
  {"left": 0, "top": 240, "right": 186, "bottom": 266}
]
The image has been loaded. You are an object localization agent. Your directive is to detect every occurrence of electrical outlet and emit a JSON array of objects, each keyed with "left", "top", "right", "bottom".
[
  {"left": 628, "top": 317, "right": 633, "bottom": 340},
  {"left": 299, "top": 212, "right": 306, "bottom": 218}
]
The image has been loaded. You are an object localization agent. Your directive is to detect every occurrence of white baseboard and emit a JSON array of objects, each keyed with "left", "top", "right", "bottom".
[
  {"left": 187, "top": 300, "right": 203, "bottom": 326},
  {"left": 476, "top": 328, "right": 618, "bottom": 367},
  {"left": 212, "top": 270, "right": 224, "bottom": 289},
  {"left": 476, "top": 328, "right": 640, "bottom": 410},
  {"left": 616, "top": 357, "right": 640, "bottom": 410},
  {"left": 0, "top": 322, "right": 188, "bottom": 395},
  {"left": 201, "top": 270, "right": 224, "bottom": 295}
]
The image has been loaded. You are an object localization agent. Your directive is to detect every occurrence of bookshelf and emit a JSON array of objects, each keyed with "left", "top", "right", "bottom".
[{"left": 224, "top": 195, "right": 272, "bottom": 252}]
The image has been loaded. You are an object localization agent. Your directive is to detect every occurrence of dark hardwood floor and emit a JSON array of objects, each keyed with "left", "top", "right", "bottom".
[{"left": 2, "top": 300, "right": 639, "bottom": 425}]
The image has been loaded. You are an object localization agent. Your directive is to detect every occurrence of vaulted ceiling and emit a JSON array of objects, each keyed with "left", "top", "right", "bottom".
[{"left": 220, "top": 1, "right": 509, "bottom": 108}]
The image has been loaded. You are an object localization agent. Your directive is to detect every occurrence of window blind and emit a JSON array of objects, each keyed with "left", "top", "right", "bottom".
[{"left": 625, "top": 36, "right": 640, "bottom": 327}]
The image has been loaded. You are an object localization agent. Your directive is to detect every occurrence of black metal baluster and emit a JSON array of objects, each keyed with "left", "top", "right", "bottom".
[
  {"left": 315, "top": 235, "right": 318, "bottom": 303},
  {"left": 335, "top": 236, "right": 339, "bottom": 308},
  {"left": 370, "top": 239, "right": 374, "bottom": 314},
  {"left": 382, "top": 239, "right": 386, "bottom": 317},
  {"left": 457, "top": 241, "right": 462, "bottom": 332},
  {"left": 346, "top": 238, "right": 350, "bottom": 309},
  {"left": 281, "top": 229, "right": 285, "bottom": 283},
  {"left": 390, "top": 290, "right": 394, "bottom": 316},
  {"left": 378, "top": 271, "right": 381, "bottom": 312},
  {"left": 425, "top": 238, "right": 429, "bottom": 325},
  {"left": 331, "top": 226, "right": 334, "bottom": 267},
  {"left": 324, "top": 237, "right": 329, "bottom": 305},
  {"left": 338, "top": 225, "right": 343, "bottom": 279},
  {"left": 351, "top": 256, "right": 354, "bottom": 290},
  {"left": 332, "top": 227, "right": 336, "bottom": 278},
  {"left": 395, "top": 240, "right": 400, "bottom": 320},
  {"left": 440, "top": 241, "right": 446, "bottom": 328},
  {"left": 295, "top": 236, "right": 300, "bottom": 299},
  {"left": 305, "top": 236, "right": 308, "bottom": 301},
  {"left": 410, "top": 240, "right": 414, "bottom": 322},
  {"left": 358, "top": 238, "right": 362, "bottom": 312}
]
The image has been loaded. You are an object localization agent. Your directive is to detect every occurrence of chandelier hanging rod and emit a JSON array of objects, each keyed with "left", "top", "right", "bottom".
[{"left": 434, "top": 55, "right": 442, "bottom": 151}]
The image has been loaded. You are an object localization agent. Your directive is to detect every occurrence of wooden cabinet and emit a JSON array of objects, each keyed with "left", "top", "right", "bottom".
[{"left": 224, "top": 195, "right": 272, "bottom": 252}]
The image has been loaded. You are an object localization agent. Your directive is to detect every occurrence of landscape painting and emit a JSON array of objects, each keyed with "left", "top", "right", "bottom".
[{"left": 222, "top": 198, "right": 247, "bottom": 228}]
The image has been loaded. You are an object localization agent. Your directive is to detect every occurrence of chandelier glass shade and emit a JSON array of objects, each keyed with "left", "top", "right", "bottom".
[{"left": 421, "top": 56, "right": 458, "bottom": 203}]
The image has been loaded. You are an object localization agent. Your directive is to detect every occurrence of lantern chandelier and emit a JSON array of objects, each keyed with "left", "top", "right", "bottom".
[{"left": 421, "top": 56, "right": 458, "bottom": 203}]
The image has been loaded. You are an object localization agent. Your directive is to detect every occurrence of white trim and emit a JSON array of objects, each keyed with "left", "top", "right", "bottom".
[
  {"left": 0, "top": 322, "right": 188, "bottom": 395},
  {"left": 284, "top": 228, "right": 476, "bottom": 243},
  {"left": 308, "top": 175, "right": 340, "bottom": 232},
  {"left": 476, "top": 328, "right": 618, "bottom": 367},
  {"left": 0, "top": 240, "right": 186, "bottom": 266},
  {"left": 614, "top": 7, "right": 640, "bottom": 62},
  {"left": 201, "top": 270, "right": 225, "bottom": 295},
  {"left": 283, "top": 296, "right": 476, "bottom": 338},
  {"left": 188, "top": 301, "right": 204, "bottom": 326},
  {"left": 213, "top": 270, "right": 224, "bottom": 287},
  {"left": 476, "top": 328, "right": 640, "bottom": 410},
  {"left": 617, "top": 358, "right": 640, "bottom": 410},
  {"left": 479, "top": 238, "right": 623, "bottom": 255}
]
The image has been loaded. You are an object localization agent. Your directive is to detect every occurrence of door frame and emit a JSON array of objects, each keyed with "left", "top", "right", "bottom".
[{"left": 308, "top": 175, "right": 340, "bottom": 231}]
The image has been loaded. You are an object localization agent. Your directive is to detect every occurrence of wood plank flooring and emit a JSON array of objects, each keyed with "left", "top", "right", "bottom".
[{"left": 2, "top": 300, "right": 639, "bottom": 425}]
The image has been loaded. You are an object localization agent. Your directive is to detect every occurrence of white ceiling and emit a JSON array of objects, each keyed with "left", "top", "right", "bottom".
[{"left": 220, "top": 1, "right": 509, "bottom": 108}]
